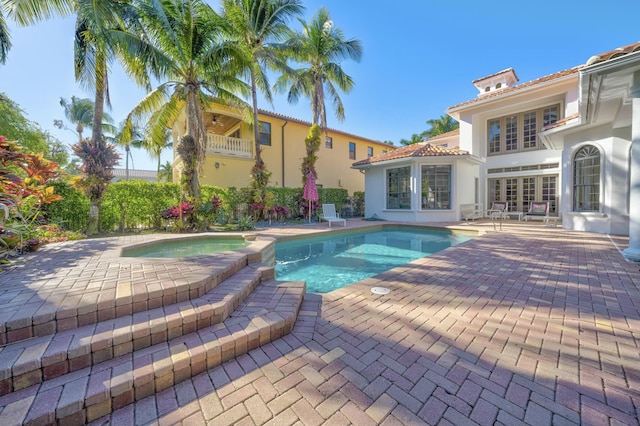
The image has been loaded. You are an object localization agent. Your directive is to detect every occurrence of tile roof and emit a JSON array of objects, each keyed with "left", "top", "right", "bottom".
[
  {"left": 586, "top": 41, "right": 640, "bottom": 65},
  {"left": 352, "top": 142, "right": 468, "bottom": 167},
  {"left": 448, "top": 67, "right": 582, "bottom": 110},
  {"left": 258, "top": 109, "right": 394, "bottom": 148},
  {"left": 542, "top": 113, "right": 579, "bottom": 131},
  {"left": 448, "top": 41, "right": 640, "bottom": 112},
  {"left": 425, "top": 128, "right": 460, "bottom": 141}
]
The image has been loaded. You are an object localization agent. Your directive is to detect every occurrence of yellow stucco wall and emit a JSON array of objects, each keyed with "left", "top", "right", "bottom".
[{"left": 172, "top": 107, "right": 391, "bottom": 195}]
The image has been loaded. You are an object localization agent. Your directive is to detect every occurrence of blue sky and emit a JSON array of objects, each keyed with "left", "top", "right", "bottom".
[{"left": 1, "top": 0, "right": 640, "bottom": 170}]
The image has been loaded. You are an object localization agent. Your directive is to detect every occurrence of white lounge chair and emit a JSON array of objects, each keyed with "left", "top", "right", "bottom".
[{"left": 321, "top": 204, "right": 346, "bottom": 227}]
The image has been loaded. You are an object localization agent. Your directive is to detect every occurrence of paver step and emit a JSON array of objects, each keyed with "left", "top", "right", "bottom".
[
  {"left": 0, "top": 279, "right": 305, "bottom": 426},
  {"left": 0, "top": 252, "right": 254, "bottom": 346},
  {"left": 0, "top": 264, "right": 275, "bottom": 397}
]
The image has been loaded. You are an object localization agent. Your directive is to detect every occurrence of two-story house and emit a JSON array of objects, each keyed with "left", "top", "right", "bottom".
[
  {"left": 171, "top": 104, "right": 393, "bottom": 195},
  {"left": 353, "top": 41, "right": 640, "bottom": 261}
]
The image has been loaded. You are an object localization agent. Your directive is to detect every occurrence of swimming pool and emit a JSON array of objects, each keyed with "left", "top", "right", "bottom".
[
  {"left": 275, "top": 227, "right": 473, "bottom": 293},
  {"left": 121, "top": 236, "right": 250, "bottom": 258}
]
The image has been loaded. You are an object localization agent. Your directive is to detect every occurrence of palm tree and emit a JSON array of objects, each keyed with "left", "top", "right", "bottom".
[
  {"left": 57, "top": 96, "right": 116, "bottom": 144},
  {"left": 107, "top": 120, "right": 145, "bottom": 180},
  {"left": 0, "top": 10, "right": 10, "bottom": 64},
  {"left": 399, "top": 133, "right": 425, "bottom": 146},
  {"left": 221, "top": 0, "right": 304, "bottom": 169},
  {"left": 142, "top": 121, "right": 172, "bottom": 178},
  {"left": 158, "top": 160, "right": 173, "bottom": 182},
  {"left": 424, "top": 115, "right": 459, "bottom": 139},
  {"left": 125, "top": 0, "right": 248, "bottom": 201},
  {"left": 276, "top": 7, "right": 362, "bottom": 131}
]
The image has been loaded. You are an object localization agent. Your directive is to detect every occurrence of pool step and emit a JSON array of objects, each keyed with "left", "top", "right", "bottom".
[
  {"left": 0, "top": 279, "right": 305, "bottom": 426},
  {"left": 0, "top": 264, "right": 273, "bottom": 397},
  {"left": 0, "top": 252, "right": 254, "bottom": 346}
]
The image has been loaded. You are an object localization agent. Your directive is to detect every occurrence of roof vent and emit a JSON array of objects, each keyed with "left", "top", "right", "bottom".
[{"left": 472, "top": 68, "right": 519, "bottom": 97}]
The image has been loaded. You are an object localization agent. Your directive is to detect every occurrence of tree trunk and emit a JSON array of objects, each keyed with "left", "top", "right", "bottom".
[
  {"left": 125, "top": 145, "right": 130, "bottom": 181},
  {"left": 87, "top": 200, "right": 100, "bottom": 235},
  {"left": 250, "top": 71, "right": 261, "bottom": 162}
]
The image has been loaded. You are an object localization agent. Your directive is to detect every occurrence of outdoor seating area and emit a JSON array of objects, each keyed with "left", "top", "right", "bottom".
[{"left": 0, "top": 220, "right": 637, "bottom": 425}]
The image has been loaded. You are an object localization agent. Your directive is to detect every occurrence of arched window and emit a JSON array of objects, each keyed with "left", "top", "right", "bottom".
[{"left": 573, "top": 145, "right": 600, "bottom": 211}]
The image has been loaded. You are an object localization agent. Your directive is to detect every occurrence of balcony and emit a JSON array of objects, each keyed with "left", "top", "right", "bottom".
[{"left": 206, "top": 134, "right": 253, "bottom": 159}]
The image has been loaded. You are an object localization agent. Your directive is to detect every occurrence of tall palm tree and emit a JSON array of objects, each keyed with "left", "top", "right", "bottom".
[
  {"left": 424, "top": 114, "right": 459, "bottom": 139},
  {"left": 221, "top": 0, "right": 304, "bottom": 168},
  {"left": 276, "top": 7, "right": 362, "bottom": 131},
  {"left": 125, "top": 0, "right": 248, "bottom": 201},
  {"left": 57, "top": 96, "right": 115, "bottom": 144},
  {"left": 142, "top": 122, "right": 172, "bottom": 178},
  {"left": 107, "top": 120, "right": 145, "bottom": 180}
]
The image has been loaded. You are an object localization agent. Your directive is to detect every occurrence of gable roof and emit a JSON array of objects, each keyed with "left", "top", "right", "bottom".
[
  {"left": 352, "top": 142, "right": 468, "bottom": 167},
  {"left": 425, "top": 128, "right": 460, "bottom": 141}
]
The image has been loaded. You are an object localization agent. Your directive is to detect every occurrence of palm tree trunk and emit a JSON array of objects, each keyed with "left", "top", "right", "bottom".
[
  {"left": 125, "top": 144, "right": 130, "bottom": 181},
  {"left": 87, "top": 54, "right": 107, "bottom": 235},
  {"left": 250, "top": 71, "right": 261, "bottom": 163},
  {"left": 185, "top": 88, "right": 202, "bottom": 200}
]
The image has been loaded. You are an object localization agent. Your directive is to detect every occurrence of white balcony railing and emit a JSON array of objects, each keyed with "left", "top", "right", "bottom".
[{"left": 206, "top": 134, "right": 253, "bottom": 158}]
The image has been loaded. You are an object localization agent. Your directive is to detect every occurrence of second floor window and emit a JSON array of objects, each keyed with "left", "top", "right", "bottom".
[
  {"left": 259, "top": 121, "right": 271, "bottom": 146},
  {"left": 367, "top": 146, "right": 373, "bottom": 158},
  {"left": 326, "top": 136, "right": 333, "bottom": 149},
  {"left": 486, "top": 104, "right": 559, "bottom": 155},
  {"left": 349, "top": 142, "right": 356, "bottom": 160}
]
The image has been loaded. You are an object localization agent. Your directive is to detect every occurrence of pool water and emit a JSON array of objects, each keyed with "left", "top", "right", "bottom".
[
  {"left": 275, "top": 227, "right": 473, "bottom": 293},
  {"left": 122, "top": 237, "right": 249, "bottom": 258}
]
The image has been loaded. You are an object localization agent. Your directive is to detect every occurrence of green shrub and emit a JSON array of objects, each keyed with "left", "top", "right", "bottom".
[{"left": 42, "top": 180, "right": 89, "bottom": 231}]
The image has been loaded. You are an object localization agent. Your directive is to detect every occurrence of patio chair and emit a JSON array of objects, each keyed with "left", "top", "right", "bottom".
[
  {"left": 524, "top": 201, "right": 549, "bottom": 221},
  {"left": 321, "top": 204, "right": 346, "bottom": 228},
  {"left": 489, "top": 201, "right": 509, "bottom": 220}
]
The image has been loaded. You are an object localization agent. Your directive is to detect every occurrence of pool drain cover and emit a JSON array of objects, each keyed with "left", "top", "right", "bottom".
[{"left": 371, "top": 287, "right": 391, "bottom": 295}]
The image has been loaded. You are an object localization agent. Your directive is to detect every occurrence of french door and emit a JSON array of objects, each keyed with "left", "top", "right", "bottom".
[{"left": 488, "top": 175, "right": 558, "bottom": 214}]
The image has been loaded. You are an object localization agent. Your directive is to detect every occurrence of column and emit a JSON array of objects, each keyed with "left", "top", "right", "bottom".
[{"left": 623, "top": 71, "right": 640, "bottom": 261}]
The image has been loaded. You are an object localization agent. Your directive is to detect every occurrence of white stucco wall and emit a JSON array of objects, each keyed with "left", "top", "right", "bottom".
[
  {"left": 561, "top": 124, "right": 631, "bottom": 235},
  {"left": 361, "top": 158, "right": 479, "bottom": 222}
]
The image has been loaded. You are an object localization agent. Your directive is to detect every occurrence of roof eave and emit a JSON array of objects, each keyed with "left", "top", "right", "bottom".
[{"left": 447, "top": 71, "right": 579, "bottom": 117}]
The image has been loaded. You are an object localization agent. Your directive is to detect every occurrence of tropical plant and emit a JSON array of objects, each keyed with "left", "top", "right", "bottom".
[
  {"left": 276, "top": 7, "right": 362, "bottom": 131},
  {"left": 0, "top": 9, "right": 10, "bottom": 64},
  {"left": 158, "top": 160, "right": 173, "bottom": 183},
  {"left": 57, "top": 96, "right": 100, "bottom": 144},
  {"left": 423, "top": 114, "right": 459, "bottom": 139},
  {"left": 124, "top": 0, "right": 248, "bottom": 202},
  {"left": 399, "top": 133, "right": 425, "bottom": 146},
  {"left": 0, "top": 93, "right": 49, "bottom": 155},
  {"left": 71, "top": 137, "right": 120, "bottom": 235},
  {"left": 106, "top": 120, "right": 145, "bottom": 181},
  {"left": 301, "top": 123, "right": 320, "bottom": 184},
  {"left": 221, "top": 0, "right": 304, "bottom": 199},
  {"left": 0, "top": 135, "right": 62, "bottom": 254}
]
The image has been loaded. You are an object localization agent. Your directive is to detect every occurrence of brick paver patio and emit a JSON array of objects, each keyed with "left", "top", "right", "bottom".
[{"left": 1, "top": 220, "right": 639, "bottom": 425}]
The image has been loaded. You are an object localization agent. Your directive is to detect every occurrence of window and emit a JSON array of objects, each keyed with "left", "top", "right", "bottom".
[
  {"left": 382, "top": 150, "right": 388, "bottom": 154},
  {"left": 349, "top": 142, "right": 356, "bottom": 160},
  {"left": 573, "top": 145, "right": 600, "bottom": 211},
  {"left": 325, "top": 136, "right": 333, "bottom": 149},
  {"left": 486, "top": 104, "right": 560, "bottom": 155},
  {"left": 387, "top": 167, "right": 411, "bottom": 209},
  {"left": 259, "top": 121, "right": 271, "bottom": 146},
  {"left": 367, "top": 146, "right": 373, "bottom": 158},
  {"left": 229, "top": 129, "right": 241, "bottom": 139},
  {"left": 488, "top": 119, "right": 501, "bottom": 153},
  {"left": 421, "top": 165, "right": 451, "bottom": 209}
]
